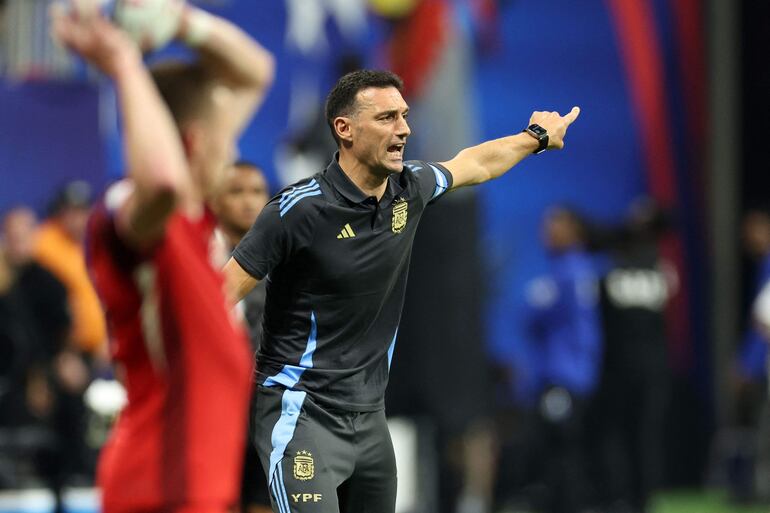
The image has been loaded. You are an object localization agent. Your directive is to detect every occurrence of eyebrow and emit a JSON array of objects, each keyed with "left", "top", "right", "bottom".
[{"left": 375, "top": 107, "right": 409, "bottom": 117}]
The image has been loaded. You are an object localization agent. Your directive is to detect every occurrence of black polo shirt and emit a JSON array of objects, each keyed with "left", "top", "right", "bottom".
[{"left": 232, "top": 155, "right": 453, "bottom": 411}]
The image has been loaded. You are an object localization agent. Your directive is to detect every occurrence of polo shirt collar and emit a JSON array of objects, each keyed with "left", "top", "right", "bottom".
[{"left": 325, "top": 153, "right": 405, "bottom": 205}]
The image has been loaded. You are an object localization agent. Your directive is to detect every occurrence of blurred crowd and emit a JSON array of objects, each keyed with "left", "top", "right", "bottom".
[
  {"left": 3, "top": 175, "right": 768, "bottom": 513},
  {"left": 377, "top": 198, "right": 770, "bottom": 513},
  {"left": 0, "top": 182, "right": 105, "bottom": 511}
]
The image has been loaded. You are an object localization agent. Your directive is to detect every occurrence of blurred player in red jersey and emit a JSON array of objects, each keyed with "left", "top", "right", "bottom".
[{"left": 50, "top": 4, "right": 274, "bottom": 513}]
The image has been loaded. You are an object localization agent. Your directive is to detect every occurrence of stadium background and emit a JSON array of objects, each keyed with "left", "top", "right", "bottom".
[{"left": 0, "top": 0, "right": 766, "bottom": 512}]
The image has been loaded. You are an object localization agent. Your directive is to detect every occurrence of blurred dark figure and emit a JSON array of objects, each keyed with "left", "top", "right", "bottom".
[
  {"left": 522, "top": 206, "right": 602, "bottom": 513},
  {"left": 3, "top": 208, "right": 72, "bottom": 378},
  {"left": 277, "top": 54, "right": 360, "bottom": 184},
  {"left": 727, "top": 208, "right": 770, "bottom": 503},
  {"left": 0, "top": 207, "right": 91, "bottom": 512},
  {"left": 735, "top": 210, "right": 770, "bottom": 416},
  {"left": 591, "top": 199, "right": 674, "bottom": 513},
  {"left": 211, "top": 161, "right": 272, "bottom": 513}
]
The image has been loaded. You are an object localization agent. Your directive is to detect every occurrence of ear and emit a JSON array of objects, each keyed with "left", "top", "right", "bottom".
[{"left": 334, "top": 116, "right": 353, "bottom": 144}]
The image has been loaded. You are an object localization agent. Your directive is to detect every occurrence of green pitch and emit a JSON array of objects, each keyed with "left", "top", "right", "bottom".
[{"left": 652, "top": 491, "right": 768, "bottom": 513}]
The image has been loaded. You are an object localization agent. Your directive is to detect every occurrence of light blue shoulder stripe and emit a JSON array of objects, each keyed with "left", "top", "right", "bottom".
[
  {"left": 279, "top": 189, "right": 322, "bottom": 217},
  {"left": 429, "top": 163, "right": 449, "bottom": 199},
  {"left": 405, "top": 162, "right": 423, "bottom": 172},
  {"left": 279, "top": 179, "right": 318, "bottom": 209}
]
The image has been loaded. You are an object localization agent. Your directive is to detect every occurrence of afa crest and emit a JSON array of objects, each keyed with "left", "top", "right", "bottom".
[
  {"left": 392, "top": 200, "right": 408, "bottom": 234},
  {"left": 293, "top": 450, "right": 315, "bottom": 481}
]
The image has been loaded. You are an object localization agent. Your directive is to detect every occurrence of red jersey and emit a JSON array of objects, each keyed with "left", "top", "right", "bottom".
[{"left": 86, "top": 183, "right": 252, "bottom": 512}]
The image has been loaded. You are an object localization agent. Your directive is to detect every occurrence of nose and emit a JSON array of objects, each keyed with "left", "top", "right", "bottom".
[{"left": 396, "top": 115, "right": 411, "bottom": 139}]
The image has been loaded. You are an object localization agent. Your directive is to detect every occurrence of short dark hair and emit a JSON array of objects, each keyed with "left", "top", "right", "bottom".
[
  {"left": 324, "top": 70, "right": 404, "bottom": 145},
  {"left": 548, "top": 205, "right": 590, "bottom": 243},
  {"left": 48, "top": 180, "right": 93, "bottom": 216},
  {"left": 233, "top": 160, "right": 264, "bottom": 173},
  {"left": 230, "top": 161, "right": 270, "bottom": 195},
  {"left": 150, "top": 61, "right": 216, "bottom": 129}
]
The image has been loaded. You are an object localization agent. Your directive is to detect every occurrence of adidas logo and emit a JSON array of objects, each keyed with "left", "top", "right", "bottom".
[{"left": 336, "top": 223, "right": 356, "bottom": 239}]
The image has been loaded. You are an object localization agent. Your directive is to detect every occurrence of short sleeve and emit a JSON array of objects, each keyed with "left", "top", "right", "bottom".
[
  {"left": 85, "top": 181, "right": 143, "bottom": 270},
  {"left": 404, "top": 160, "right": 453, "bottom": 205},
  {"left": 232, "top": 200, "right": 290, "bottom": 280}
]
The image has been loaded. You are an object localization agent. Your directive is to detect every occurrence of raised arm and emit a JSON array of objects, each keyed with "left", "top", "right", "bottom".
[
  {"left": 51, "top": 11, "right": 191, "bottom": 249},
  {"left": 442, "top": 107, "right": 580, "bottom": 189},
  {"left": 179, "top": 6, "right": 275, "bottom": 137}
]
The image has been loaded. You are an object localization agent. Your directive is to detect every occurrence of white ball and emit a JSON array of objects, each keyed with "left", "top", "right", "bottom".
[{"left": 112, "top": 0, "right": 185, "bottom": 51}]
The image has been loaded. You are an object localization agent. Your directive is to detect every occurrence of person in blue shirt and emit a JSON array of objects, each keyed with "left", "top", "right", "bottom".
[
  {"left": 523, "top": 206, "right": 602, "bottom": 513},
  {"left": 737, "top": 210, "right": 770, "bottom": 387},
  {"left": 733, "top": 209, "right": 770, "bottom": 502}
]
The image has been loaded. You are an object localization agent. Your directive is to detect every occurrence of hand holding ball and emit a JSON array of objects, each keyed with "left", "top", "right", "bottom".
[
  {"left": 113, "top": 0, "right": 185, "bottom": 51},
  {"left": 66, "top": 0, "right": 185, "bottom": 51}
]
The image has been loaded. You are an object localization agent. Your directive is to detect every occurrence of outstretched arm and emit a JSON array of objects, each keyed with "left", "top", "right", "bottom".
[
  {"left": 51, "top": 10, "right": 191, "bottom": 249},
  {"left": 179, "top": 6, "right": 275, "bottom": 137},
  {"left": 442, "top": 107, "right": 581, "bottom": 189}
]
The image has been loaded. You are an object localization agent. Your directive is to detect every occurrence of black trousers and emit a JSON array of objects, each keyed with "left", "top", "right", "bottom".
[{"left": 252, "top": 385, "right": 397, "bottom": 513}]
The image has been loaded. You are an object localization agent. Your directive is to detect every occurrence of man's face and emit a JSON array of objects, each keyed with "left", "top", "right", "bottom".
[
  {"left": 743, "top": 212, "right": 770, "bottom": 258},
  {"left": 346, "top": 86, "right": 411, "bottom": 175},
  {"left": 2, "top": 208, "right": 37, "bottom": 265},
  {"left": 543, "top": 209, "right": 578, "bottom": 252},
  {"left": 213, "top": 166, "right": 269, "bottom": 236}
]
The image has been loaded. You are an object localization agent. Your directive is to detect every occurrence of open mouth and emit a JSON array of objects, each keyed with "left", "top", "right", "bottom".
[{"left": 387, "top": 143, "right": 405, "bottom": 159}]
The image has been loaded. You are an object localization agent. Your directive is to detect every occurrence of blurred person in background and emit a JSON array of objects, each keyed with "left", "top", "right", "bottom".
[
  {"left": 51, "top": 3, "right": 274, "bottom": 513},
  {"left": 211, "top": 161, "right": 272, "bottom": 513},
  {"left": 522, "top": 206, "right": 601, "bottom": 513},
  {"left": 729, "top": 208, "right": 770, "bottom": 503},
  {"left": 3, "top": 208, "right": 72, "bottom": 368},
  {"left": 591, "top": 199, "right": 674, "bottom": 513},
  {"left": 34, "top": 181, "right": 108, "bottom": 363},
  {"left": 213, "top": 161, "right": 270, "bottom": 349},
  {"left": 1, "top": 207, "right": 90, "bottom": 511}
]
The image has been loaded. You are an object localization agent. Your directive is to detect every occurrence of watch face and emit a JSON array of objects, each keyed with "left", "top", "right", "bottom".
[{"left": 528, "top": 124, "right": 547, "bottom": 136}]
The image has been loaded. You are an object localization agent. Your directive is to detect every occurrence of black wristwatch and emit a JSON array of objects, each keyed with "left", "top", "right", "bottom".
[{"left": 524, "top": 124, "right": 549, "bottom": 154}]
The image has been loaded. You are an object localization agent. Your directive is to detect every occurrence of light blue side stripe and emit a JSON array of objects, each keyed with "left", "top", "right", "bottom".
[
  {"left": 430, "top": 163, "right": 448, "bottom": 199},
  {"left": 263, "top": 366, "right": 304, "bottom": 389},
  {"left": 280, "top": 189, "right": 322, "bottom": 217},
  {"left": 268, "top": 389, "right": 307, "bottom": 488},
  {"left": 277, "top": 463, "right": 291, "bottom": 513},
  {"left": 387, "top": 328, "right": 398, "bottom": 371},
  {"left": 299, "top": 312, "right": 318, "bottom": 367},
  {"left": 264, "top": 312, "right": 317, "bottom": 388},
  {"left": 279, "top": 179, "right": 318, "bottom": 208},
  {"left": 270, "top": 478, "right": 286, "bottom": 513}
]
